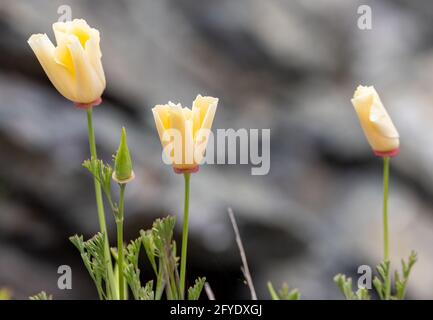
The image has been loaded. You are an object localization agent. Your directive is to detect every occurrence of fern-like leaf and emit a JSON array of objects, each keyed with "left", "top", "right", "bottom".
[
  {"left": 188, "top": 277, "right": 206, "bottom": 300},
  {"left": 29, "top": 291, "right": 53, "bottom": 300}
]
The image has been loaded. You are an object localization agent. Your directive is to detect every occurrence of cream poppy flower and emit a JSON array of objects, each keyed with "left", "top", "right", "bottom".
[
  {"left": 28, "top": 19, "right": 105, "bottom": 104},
  {"left": 152, "top": 95, "right": 218, "bottom": 172},
  {"left": 351, "top": 85, "right": 399, "bottom": 155}
]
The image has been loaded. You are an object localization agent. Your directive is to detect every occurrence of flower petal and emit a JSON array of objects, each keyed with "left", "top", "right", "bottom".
[
  {"left": 369, "top": 89, "right": 399, "bottom": 139},
  {"left": 68, "top": 35, "right": 105, "bottom": 103},
  {"left": 192, "top": 95, "right": 218, "bottom": 135},
  {"left": 28, "top": 33, "right": 75, "bottom": 101}
]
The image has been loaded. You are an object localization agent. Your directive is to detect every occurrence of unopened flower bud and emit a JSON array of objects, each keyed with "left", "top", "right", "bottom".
[{"left": 113, "top": 127, "right": 135, "bottom": 184}]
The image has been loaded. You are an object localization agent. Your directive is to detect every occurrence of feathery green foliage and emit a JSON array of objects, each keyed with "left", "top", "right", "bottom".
[
  {"left": 70, "top": 232, "right": 110, "bottom": 300},
  {"left": 334, "top": 274, "right": 370, "bottom": 300},
  {"left": 334, "top": 251, "right": 417, "bottom": 300},
  {"left": 29, "top": 291, "right": 53, "bottom": 300},
  {"left": 188, "top": 277, "right": 206, "bottom": 300},
  {"left": 267, "top": 282, "right": 300, "bottom": 300}
]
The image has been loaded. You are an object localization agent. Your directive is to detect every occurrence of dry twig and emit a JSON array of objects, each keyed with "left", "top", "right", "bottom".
[
  {"left": 204, "top": 282, "right": 216, "bottom": 300},
  {"left": 228, "top": 207, "right": 257, "bottom": 300}
]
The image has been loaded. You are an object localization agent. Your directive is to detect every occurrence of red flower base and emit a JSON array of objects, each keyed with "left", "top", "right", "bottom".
[
  {"left": 373, "top": 148, "right": 400, "bottom": 158},
  {"left": 74, "top": 97, "right": 102, "bottom": 109},
  {"left": 173, "top": 166, "right": 199, "bottom": 174}
]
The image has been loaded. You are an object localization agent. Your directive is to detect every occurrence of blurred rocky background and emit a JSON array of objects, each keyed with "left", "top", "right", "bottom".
[{"left": 1, "top": 0, "right": 433, "bottom": 299}]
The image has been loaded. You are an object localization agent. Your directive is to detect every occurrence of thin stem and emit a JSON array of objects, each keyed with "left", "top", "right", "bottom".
[
  {"left": 116, "top": 184, "right": 125, "bottom": 300},
  {"left": 155, "top": 260, "right": 164, "bottom": 300},
  {"left": 204, "top": 282, "right": 216, "bottom": 300},
  {"left": 162, "top": 249, "right": 176, "bottom": 299},
  {"left": 116, "top": 220, "right": 124, "bottom": 300},
  {"left": 228, "top": 207, "right": 258, "bottom": 300},
  {"left": 382, "top": 156, "right": 391, "bottom": 300},
  {"left": 167, "top": 250, "right": 178, "bottom": 300},
  {"left": 383, "top": 157, "right": 390, "bottom": 262},
  {"left": 179, "top": 172, "right": 191, "bottom": 300},
  {"left": 86, "top": 108, "right": 116, "bottom": 299}
]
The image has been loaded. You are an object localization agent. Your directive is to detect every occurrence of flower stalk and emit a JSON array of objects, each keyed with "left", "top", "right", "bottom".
[
  {"left": 116, "top": 184, "right": 126, "bottom": 300},
  {"left": 179, "top": 172, "right": 191, "bottom": 299},
  {"left": 382, "top": 156, "right": 391, "bottom": 299},
  {"left": 382, "top": 156, "right": 390, "bottom": 262},
  {"left": 86, "top": 107, "right": 117, "bottom": 299}
]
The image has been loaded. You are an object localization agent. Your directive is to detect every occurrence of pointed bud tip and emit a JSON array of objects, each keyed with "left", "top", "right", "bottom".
[{"left": 114, "top": 127, "right": 133, "bottom": 182}]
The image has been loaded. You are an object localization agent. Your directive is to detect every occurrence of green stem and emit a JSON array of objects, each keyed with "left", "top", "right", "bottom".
[
  {"left": 116, "top": 184, "right": 126, "bottom": 300},
  {"left": 179, "top": 173, "right": 191, "bottom": 300},
  {"left": 383, "top": 157, "right": 390, "bottom": 262},
  {"left": 382, "top": 156, "right": 391, "bottom": 299},
  {"left": 86, "top": 108, "right": 117, "bottom": 299},
  {"left": 155, "top": 260, "right": 164, "bottom": 300}
]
